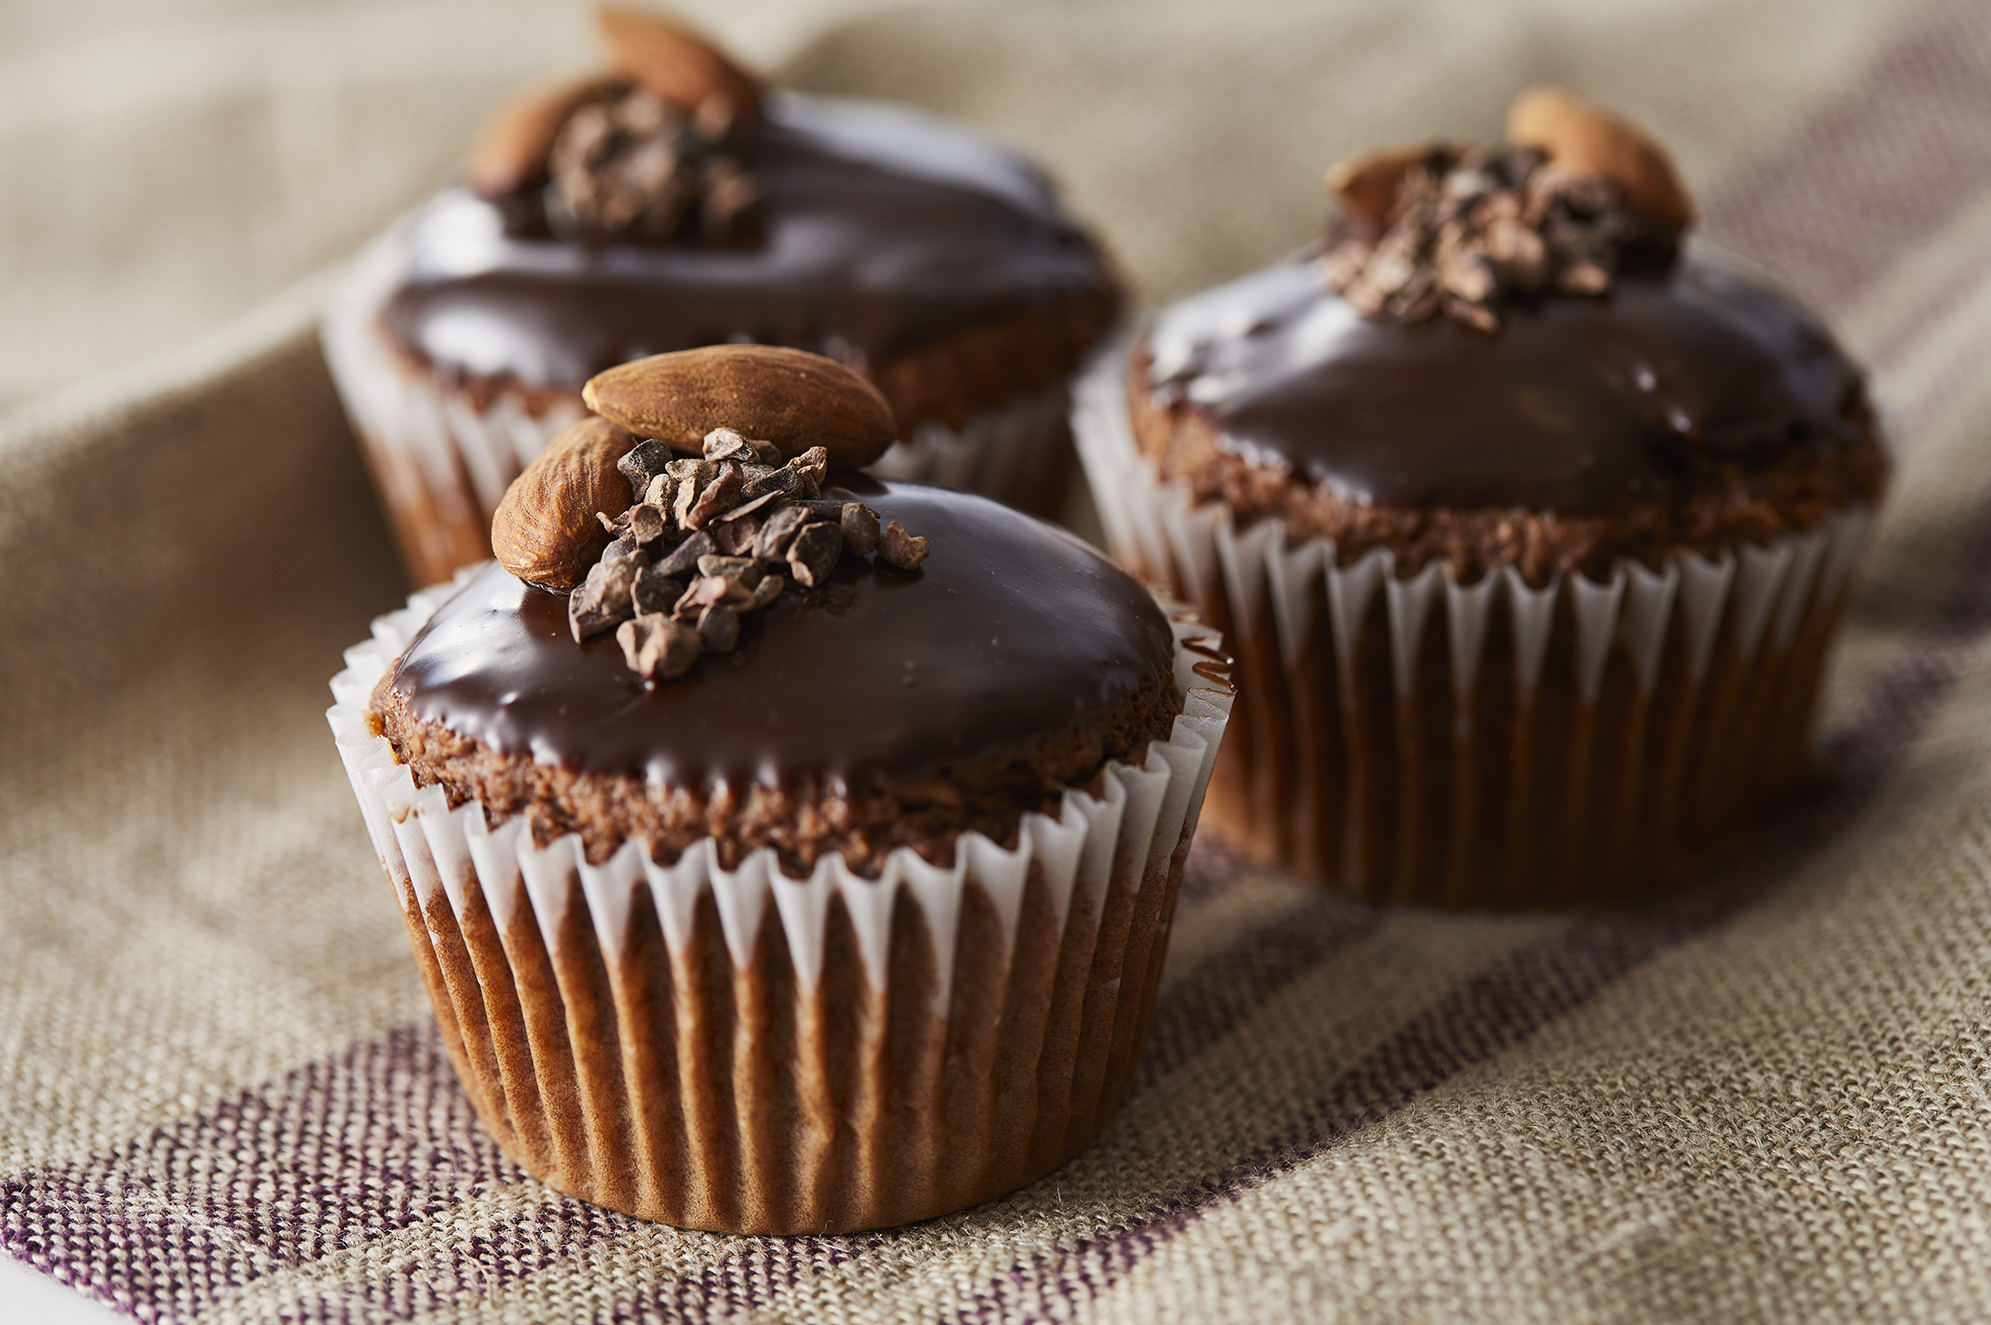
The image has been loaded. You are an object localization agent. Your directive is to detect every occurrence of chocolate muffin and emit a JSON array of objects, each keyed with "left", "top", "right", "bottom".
[
  {"left": 322, "top": 5, "right": 1120, "bottom": 587},
  {"left": 327, "top": 348, "right": 1233, "bottom": 1233},
  {"left": 1073, "top": 88, "right": 1887, "bottom": 906}
]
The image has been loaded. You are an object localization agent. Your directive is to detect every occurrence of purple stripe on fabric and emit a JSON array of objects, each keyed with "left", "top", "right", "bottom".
[
  {"left": 947, "top": 755, "right": 1960, "bottom": 1322},
  {"left": 16, "top": 11, "right": 1991, "bottom": 1319},
  {"left": 600, "top": 13, "right": 1991, "bottom": 1312},
  {"left": 937, "top": 50, "right": 1991, "bottom": 1304},
  {"left": 271, "top": 1196, "right": 633, "bottom": 1325},
  {"left": 931, "top": 50, "right": 1991, "bottom": 1304},
  {"left": 1702, "top": 3, "right": 1991, "bottom": 314},
  {"left": 1, "top": 1027, "right": 521, "bottom": 1322},
  {"left": 591, "top": 896, "right": 1376, "bottom": 1325},
  {"left": 491, "top": 9, "right": 1991, "bottom": 1318},
  {"left": 939, "top": 402, "right": 1991, "bottom": 1325},
  {"left": 951, "top": 900, "right": 1734, "bottom": 1325},
  {"left": 1137, "top": 892, "right": 1380, "bottom": 1085},
  {"left": 0, "top": 873, "right": 1369, "bottom": 1325}
]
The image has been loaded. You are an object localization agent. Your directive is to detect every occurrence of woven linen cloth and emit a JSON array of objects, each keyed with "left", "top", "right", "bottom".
[{"left": 8, "top": 0, "right": 1991, "bottom": 1320}]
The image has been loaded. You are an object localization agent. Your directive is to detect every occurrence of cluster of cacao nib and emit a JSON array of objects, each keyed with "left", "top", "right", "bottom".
[
  {"left": 569, "top": 428, "right": 929, "bottom": 681},
  {"left": 546, "top": 85, "right": 760, "bottom": 247},
  {"left": 1323, "top": 145, "right": 1635, "bottom": 332}
]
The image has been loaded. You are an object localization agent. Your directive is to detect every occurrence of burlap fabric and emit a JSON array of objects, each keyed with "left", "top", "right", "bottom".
[{"left": 8, "top": 0, "right": 1991, "bottom": 1319}]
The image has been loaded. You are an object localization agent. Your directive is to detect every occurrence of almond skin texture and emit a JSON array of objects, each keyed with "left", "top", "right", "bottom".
[
  {"left": 465, "top": 72, "right": 615, "bottom": 198},
  {"left": 1506, "top": 86, "right": 1695, "bottom": 233},
  {"left": 595, "top": 5, "right": 762, "bottom": 137},
  {"left": 583, "top": 346, "right": 898, "bottom": 467},
  {"left": 492, "top": 417, "right": 638, "bottom": 588}
]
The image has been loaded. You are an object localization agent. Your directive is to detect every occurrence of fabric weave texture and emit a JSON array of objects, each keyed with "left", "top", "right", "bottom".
[{"left": 6, "top": 0, "right": 1991, "bottom": 1320}]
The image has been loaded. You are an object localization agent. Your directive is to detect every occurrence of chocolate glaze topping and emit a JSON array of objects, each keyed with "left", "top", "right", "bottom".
[
  {"left": 1143, "top": 248, "right": 1872, "bottom": 515},
  {"left": 383, "top": 93, "right": 1115, "bottom": 392},
  {"left": 388, "top": 481, "right": 1176, "bottom": 787}
]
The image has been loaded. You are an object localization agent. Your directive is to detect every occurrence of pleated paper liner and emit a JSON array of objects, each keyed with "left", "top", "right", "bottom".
[
  {"left": 1073, "top": 345, "right": 1874, "bottom": 907},
  {"left": 321, "top": 209, "right": 1082, "bottom": 589},
  {"left": 327, "top": 571, "right": 1233, "bottom": 1233}
]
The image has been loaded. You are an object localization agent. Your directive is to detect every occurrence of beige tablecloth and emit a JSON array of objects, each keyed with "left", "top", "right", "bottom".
[{"left": 9, "top": 1, "right": 1991, "bottom": 1320}]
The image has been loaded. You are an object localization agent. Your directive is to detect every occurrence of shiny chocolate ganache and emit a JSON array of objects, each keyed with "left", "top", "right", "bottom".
[
  {"left": 387, "top": 481, "right": 1176, "bottom": 788},
  {"left": 382, "top": 93, "right": 1116, "bottom": 398},
  {"left": 1140, "top": 248, "right": 1876, "bottom": 516}
]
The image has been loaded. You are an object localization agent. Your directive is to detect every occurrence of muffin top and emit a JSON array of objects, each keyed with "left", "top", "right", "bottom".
[
  {"left": 379, "top": 10, "right": 1118, "bottom": 427},
  {"left": 384, "top": 482, "right": 1174, "bottom": 784},
  {"left": 1142, "top": 249, "right": 1869, "bottom": 515},
  {"left": 1127, "top": 89, "right": 1888, "bottom": 582},
  {"left": 371, "top": 347, "right": 1181, "bottom": 874}
]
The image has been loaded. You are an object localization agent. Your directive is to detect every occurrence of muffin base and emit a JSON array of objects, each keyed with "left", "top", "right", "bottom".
[
  {"left": 329, "top": 572, "right": 1232, "bottom": 1232},
  {"left": 322, "top": 214, "right": 1086, "bottom": 588},
  {"left": 1074, "top": 345, "right": 1874, "bottom": 906}
]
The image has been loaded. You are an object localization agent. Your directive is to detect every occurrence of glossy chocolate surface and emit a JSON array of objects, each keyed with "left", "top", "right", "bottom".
[
  {"left": 382, "top": 93, "right": 1114, "bottom": 390},
  {"left": 1142, "top": 249, "right": 1869, "bottom": 514},
  {"left": 388, "top": 482, "right": 1176, "bottom": 787}
]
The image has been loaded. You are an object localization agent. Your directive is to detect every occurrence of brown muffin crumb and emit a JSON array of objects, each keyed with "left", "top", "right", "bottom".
[
  {"left": 1127, "top": 338, "right": 1889, "bottom": 584},
  {"left": 369, "top": 669, "right": 1182, "bottom": 877}
]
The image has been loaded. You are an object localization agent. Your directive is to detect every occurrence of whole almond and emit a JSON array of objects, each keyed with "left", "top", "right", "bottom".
[
  {"left": 1506, "top": 86, "right": 1694, "bottom": 233},
  {"left": 1325, "top": 144, "right": 1434, "bottom": 232},
  {"left": 491, "top": 417, "right": 638, "bottom": 588},
  {"left": 595, "top": 5, "right": 762, "bottom": 138},
  {"left": 465, "top": 73, "right": 615, "bottom": 199},
  {"left": 583, "top": 346, "right": 897, "bottom": 468}
]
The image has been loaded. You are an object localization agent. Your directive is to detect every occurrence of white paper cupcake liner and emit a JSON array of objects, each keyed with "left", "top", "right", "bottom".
[
  {"left": 321, "top": 208, "right": 1081, "bottom": 589},
  {"left": 1072, "top": 342, "right": 1874, "bottom": 905},
  {"left": 326, "top": 568, "right": 1233, "bottom": 1232}
]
